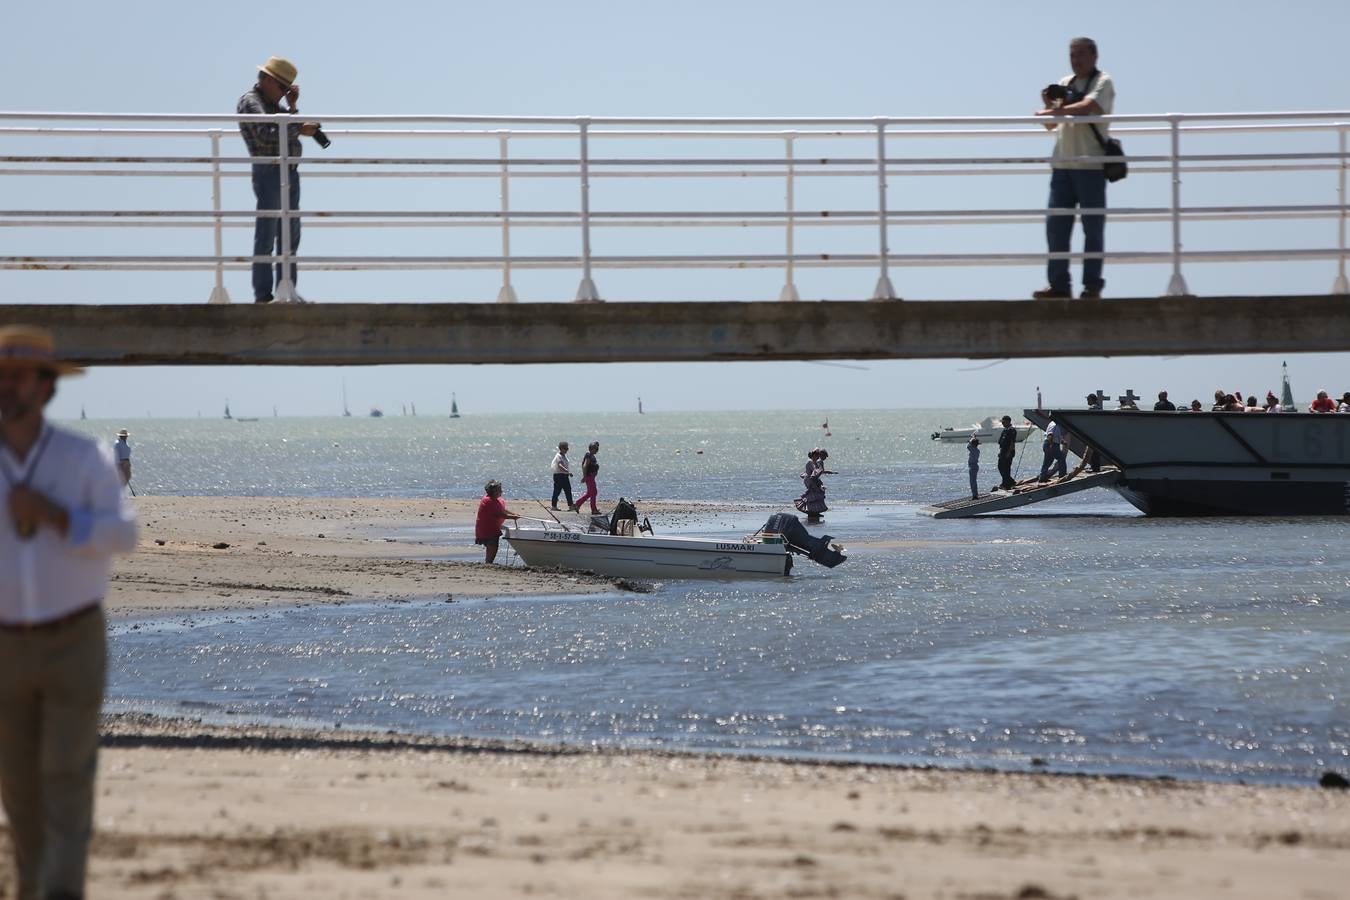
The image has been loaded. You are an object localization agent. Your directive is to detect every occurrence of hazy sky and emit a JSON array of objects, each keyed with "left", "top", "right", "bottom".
[{"left": 4, "top": 0, "right": 1348, "bottom": 418}]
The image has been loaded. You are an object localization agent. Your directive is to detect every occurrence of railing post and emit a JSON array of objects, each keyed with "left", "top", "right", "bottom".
[
  {"left": 779, "top": 135, "right": 800, "bottom": 302},
  {"left": 207, "top": 132, "right": 231, "bottom": 304},
  {"left": 574, "top": 118, "right": 601, "bottom": 302},
  {"left": 1333, "top": 125, "right": 1349, "bottom": 295},
  {"left": 871, "top": 119, "right": 899, "bottom": 300},
  {"left": 1164, "top": 115, "right": 1193, "bottom": 297},
  {"left": 496, "top": 133, "right": 518, "bottom": 303},
  {"left": 273, "top": 117, "right": 299, "bottom": 302}
]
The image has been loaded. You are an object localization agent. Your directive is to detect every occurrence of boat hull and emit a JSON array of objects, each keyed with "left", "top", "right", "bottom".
[
  {"left": 503, "top": 528, "right": 792, "bottom": 579},
  {"left": 1038, "top": 409, "right": 1350, "bottom": 516}
]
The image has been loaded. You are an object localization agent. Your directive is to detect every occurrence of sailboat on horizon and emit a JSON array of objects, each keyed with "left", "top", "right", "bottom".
[
  {"left": 224, "top": 400, "right": 232, "bottom": 420},
  {"left": 450, "top": 393, "right": 460, "bottom": 418},
  {"left": 341, "top": 380, "right": 352, "bottom": 417}
]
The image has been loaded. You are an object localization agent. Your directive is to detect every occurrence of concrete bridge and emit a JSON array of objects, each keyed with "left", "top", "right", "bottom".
[{"left": 14, "top": 295, "right": 1349, "bottom": 366}]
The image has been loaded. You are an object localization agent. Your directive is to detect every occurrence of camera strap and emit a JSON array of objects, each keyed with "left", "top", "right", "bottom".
[{"left": 1076, "top": 70, "right": 1114, "bottom": 152}]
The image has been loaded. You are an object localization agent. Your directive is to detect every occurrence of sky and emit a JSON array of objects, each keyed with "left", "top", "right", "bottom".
[{"left": 3, "top": 0, "right": 1349, "bottom": 418}]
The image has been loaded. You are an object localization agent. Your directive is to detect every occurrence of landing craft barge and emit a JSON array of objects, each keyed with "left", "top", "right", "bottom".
[{"left": 1038, "top": 409, "right": 1350, "bottom": 516}]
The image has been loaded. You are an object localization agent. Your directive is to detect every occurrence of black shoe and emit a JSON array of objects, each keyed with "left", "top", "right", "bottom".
[
  {"left": 255, "top": 295, "right": 273, "bottom": 304},
  {"left": 550, "top": 505, "right": 560, "bottom": 511},
  {"left": 1032, "top": 286, "right": 1072, "bottom": 300}
]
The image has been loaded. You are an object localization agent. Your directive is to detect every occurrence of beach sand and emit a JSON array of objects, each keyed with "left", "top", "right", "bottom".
[{"left": 2, "top": 496, "right": 1345, "bottom": 898}]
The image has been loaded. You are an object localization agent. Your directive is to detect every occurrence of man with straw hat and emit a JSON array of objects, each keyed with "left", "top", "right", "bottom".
[
  {"left": 113, "top": 428, "right": 132, "bottom": 488},
  {"left": 237, "top": 56, "right": 321, "bottom": 303},
  {"left": 0, "top": 325, "right": 138, "bottom": 900}
]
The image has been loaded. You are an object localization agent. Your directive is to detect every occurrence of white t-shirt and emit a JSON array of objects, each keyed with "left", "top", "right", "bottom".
[
  {"left": 550, "top": 451, "right": 569, "bottom": 474},
  {"left": 114, "top": 440, "right": 131, "bottom": 463},
  {"left": 1051, "top": 70, "right": 1115, "bottom": 170}
]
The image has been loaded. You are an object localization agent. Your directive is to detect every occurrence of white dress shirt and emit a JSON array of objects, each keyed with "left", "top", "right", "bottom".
[{"left": 0, "top": 422, "right": 139, "bottom": 625}]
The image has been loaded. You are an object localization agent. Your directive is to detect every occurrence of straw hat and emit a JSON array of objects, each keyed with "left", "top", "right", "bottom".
[
  {"left": 0, "top": 325, "right": 83, "bottom": 376},
  {"left": 257, "top": 56, "right": 298, "bottom": 88},
  {"left": 117, "top": 429, "right": 130, "bottom": 438}
]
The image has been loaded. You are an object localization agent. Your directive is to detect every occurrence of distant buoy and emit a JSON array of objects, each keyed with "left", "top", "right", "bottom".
[{"left": 696, "top": 449, "right": 704, "bottom": 455}]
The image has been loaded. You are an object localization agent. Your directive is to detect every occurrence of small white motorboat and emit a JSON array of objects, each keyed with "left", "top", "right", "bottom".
[
  {"left": 502, "top": 503, "right": 846, "bottom": 580},
  {"left": 931, "top": 416, "right": 1036, "bottom": 444}
]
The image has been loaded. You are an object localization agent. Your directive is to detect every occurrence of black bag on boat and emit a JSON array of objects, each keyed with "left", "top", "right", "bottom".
[{"left": 610, "top": 497, "right": 638, "bottom": 535}]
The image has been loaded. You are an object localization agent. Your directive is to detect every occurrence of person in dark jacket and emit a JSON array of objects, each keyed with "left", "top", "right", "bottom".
[
  {"left": 996, "top": 415, "right": 1018, "bottom": 490},
  {"left": 967, "top": 435, "right": 981, "bottom": 500}
]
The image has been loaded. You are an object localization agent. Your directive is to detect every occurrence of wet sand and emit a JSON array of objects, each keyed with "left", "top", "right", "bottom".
[{"left": 3, "top": 496, "right": 1345, "bottom": 898}]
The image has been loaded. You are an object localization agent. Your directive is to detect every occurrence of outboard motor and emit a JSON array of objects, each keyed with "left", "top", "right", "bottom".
[{"left": 762, "top": 512, "right": 848, "bottom": 568}]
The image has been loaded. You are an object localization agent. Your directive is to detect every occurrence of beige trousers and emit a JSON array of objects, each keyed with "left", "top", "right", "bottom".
[{"left": 0, "top": 607, "right": 107, "bottom": 900}]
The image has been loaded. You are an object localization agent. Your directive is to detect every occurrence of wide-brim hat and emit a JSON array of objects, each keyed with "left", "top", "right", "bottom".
[
  {"left": 117, "top": 429, "right": 130, "bottom": 437},
  {"left": 0, "top": 325, "right": 83, "bottom": 376},
  {"left": 258, "top": 56, "right": 298, "bottom": 88}
]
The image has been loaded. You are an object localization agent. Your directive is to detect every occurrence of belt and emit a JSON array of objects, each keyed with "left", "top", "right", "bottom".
[{"left": 0, "top": 603, "right": 101, "bottom": 635}]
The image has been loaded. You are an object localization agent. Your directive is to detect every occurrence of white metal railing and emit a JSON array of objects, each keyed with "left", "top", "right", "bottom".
[{"left": 1, "top": 110, "right": 1349, "bottom": 303}]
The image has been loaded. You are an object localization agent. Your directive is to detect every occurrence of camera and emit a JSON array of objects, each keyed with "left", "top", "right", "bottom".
[
  {"left": 311, "top": 127, "right": 332, "bottom": 149},
  {"left": 1044, "top": 83, "right": 1081, "bottom": 105}
]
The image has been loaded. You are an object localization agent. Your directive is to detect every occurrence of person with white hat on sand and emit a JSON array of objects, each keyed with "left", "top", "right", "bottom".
[
  {"left": 0, "top": 325, "right": 138, "bottom": 900},
  {"left": 113, "top": 428, "right": 132, "bottom": 488}
]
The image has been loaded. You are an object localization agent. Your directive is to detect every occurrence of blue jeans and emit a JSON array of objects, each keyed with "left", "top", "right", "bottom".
[
  {"left": 251, "top": 164, "right": 301, "bottom": 300},
  {"left": 1038, "top": 442, "right": 1067, "bottom": 481},
  {"left": 1046, "top": 167, "right": 1106, "bottom": 294}
]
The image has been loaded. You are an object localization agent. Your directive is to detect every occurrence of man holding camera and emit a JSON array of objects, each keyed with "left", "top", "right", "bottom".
[
  {"left": 237, "top": 56, "right": 324, "bottom": 303},
  {"left": 1033, "top": 37, "right": 1115, "bottom": 300}
]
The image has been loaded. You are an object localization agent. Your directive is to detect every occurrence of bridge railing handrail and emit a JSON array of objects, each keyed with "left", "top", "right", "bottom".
[{"left": 2, "top": 109, "right": 1348, "bottom": 302}]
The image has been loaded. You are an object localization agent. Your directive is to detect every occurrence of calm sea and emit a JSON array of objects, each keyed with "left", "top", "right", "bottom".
[{"left": 70, "top": 411, "right": 1349, "bottom": 785}]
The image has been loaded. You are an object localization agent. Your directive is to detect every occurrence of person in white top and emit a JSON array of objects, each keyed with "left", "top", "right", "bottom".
[
  {"left": 113, "top": 428, "right": 132, "bottom": 488},
  {"left": 0, "top": 325, "right": 138, "bottom": 900},
  {"left": 549, "top": 441, "right": 576, "bottom": 511},
  {"left": 1033, "top": 36, "right": 1116, "bottom": 301}
]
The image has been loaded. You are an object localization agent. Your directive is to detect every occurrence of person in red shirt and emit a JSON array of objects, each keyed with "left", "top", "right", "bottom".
[
  {"left": 474, "top": 480, "right": 520, "bottom": 563},
  {"left": 1309, "top": 390, "right": 1336, "bottom": 413}
]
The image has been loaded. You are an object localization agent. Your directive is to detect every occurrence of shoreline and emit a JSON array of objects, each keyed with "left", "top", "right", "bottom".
[{"left": 21, "top": 711, "right": 1340, "bottom": 899}]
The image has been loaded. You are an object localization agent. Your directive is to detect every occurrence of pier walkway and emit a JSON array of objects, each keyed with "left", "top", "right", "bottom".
[
  {"left": 4, "top": 109, "right": 1350, "bottom": 364},
  {"left": 918, "top": 468, "right": 1122, "bottom": 518}
]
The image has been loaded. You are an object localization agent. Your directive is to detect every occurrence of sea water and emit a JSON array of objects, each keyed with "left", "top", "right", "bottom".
[{"left": 73, "top": 410, "right": 1349, "bottom": 784}]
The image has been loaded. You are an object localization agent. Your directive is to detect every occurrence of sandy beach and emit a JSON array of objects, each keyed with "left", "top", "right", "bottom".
[{"left": 3, "top": 496, "right": 1346, "bottom": 898}]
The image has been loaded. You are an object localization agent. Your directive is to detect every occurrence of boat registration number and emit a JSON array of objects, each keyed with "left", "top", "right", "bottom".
[
  {"left": 545, "top": 532, "right": 581, "bottom": 542},
  {"left": 715, "top": 543, "right": 755, "bottom": 552}
]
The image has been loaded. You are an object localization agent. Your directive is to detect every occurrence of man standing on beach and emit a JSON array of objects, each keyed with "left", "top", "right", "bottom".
[
  {"left": 0, "top": 325, "right": 139, "bottom": 900},
  {"left": 550, "top": 441, "right": 575, "bottom": 511},
  {"left": 1033, "top": 37, "right": 1115, "bottom": 300},
  {"left": 113, "top": 428, "right": 132, "bottom": 487},
  {"left": 996, "top": 415, "right": 1018, "bottom": 491},
  {"left": 238, "top": 56, "right": 321, "bottom": 303}
]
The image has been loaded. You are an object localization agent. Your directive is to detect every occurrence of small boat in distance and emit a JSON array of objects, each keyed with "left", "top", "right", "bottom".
[
  {"left": 450, "top": 393, "right": 460, "bottom": 418},
  {"left": 224, "top": 400, "right": 232, "bottom": 421},
  {"left": 341, "top": 380, "right": 352, "bottom": 417},
  {"left": 638, "top": 396, "right": 644, "bottom": 415},
  {"left": 932, "top": 416, "right": 1034, "bottom": 444},
  {"left": 369, "top": 407, "right": 384, "bottom": 418}
]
